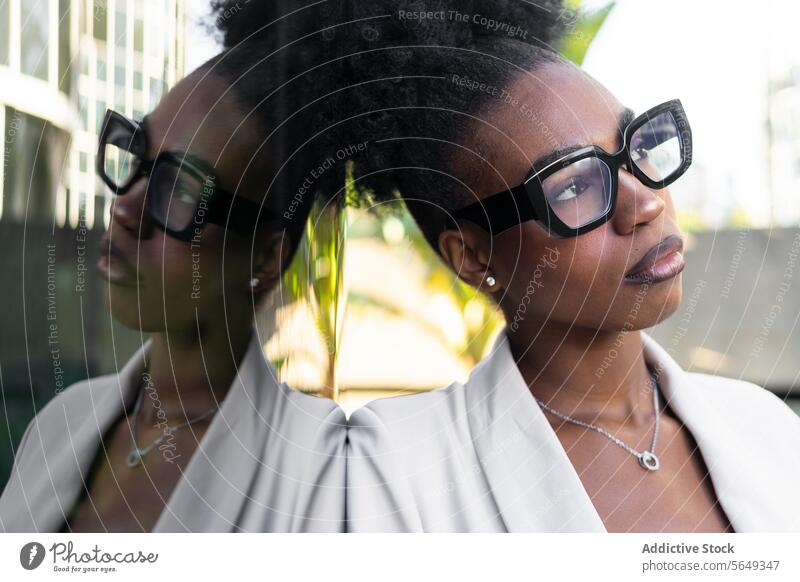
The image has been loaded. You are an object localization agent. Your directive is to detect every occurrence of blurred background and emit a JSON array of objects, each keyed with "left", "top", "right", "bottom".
[{"left": 1, "top": 0, "right": 799, "bottom": 487}]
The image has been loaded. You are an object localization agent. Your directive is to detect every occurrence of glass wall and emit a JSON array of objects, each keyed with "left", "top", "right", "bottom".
[
  {"left": 0, "top": 0, "right": 9, "bottom": 66},
  {"left": 58, "top": 0, "right": 73, "bottom": 94},
  {"left": 3, "top": 108, "right": 69, "bottom": 224},
  {"left": 20, "top": 0, "right": 50, "bottom": 80}
]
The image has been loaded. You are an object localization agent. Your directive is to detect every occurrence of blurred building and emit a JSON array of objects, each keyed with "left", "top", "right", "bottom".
[
  {"left": 768, "top": 66, "right": 800, "bottom": 227},
  {"left": 0, "top": 0, "right": 185, "bottom": 486},
  {"left": 582, "top": 0, "right": 800, "bottom": 231},
  {"left": 0, "top": 0, "right": 185, "bottom": 229}
]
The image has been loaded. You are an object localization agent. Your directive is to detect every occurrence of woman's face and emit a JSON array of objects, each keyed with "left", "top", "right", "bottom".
[
  {"left": 444, "top": 60, "right": 686, "bottom": 333},
  {"left": 97, "top": 69, "right": 284, "bottom": 333}
]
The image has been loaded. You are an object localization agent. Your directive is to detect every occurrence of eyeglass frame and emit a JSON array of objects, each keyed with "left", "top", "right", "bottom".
[
  {"left": 450, "top": 99, "right": 693, "bottom": 239},
  {"left": 97, "top": 108, "right": 286, "bottom": 242}
]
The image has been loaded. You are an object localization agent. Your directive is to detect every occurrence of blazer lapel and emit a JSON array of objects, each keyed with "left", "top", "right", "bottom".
[
  {"left": 153, "top": 331, "right": 269, "bottom": 532},
  {"left": 2, "top": 342, "right": 147, "bottom": 532},
  {"left": 464, "top": 330, "right": 800, "bottom": 532},
  {"left": 465, "top": 333, "right": 607, "bottom": 532},
  {"left": 641, "top": 333, "right": 800, "bottom": 532}
]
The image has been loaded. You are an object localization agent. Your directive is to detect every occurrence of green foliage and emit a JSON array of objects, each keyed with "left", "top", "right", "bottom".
[{"left": 558, "top": 1, "right": 616, "bottom": 66}]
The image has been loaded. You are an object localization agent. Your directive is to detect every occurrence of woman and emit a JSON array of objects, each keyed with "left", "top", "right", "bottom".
[
  {"left": 0, "top": 42, "right": 346, "bottom": 532},
  {"left": 300, "top": 1, "right": 800, "bottom": 532}
]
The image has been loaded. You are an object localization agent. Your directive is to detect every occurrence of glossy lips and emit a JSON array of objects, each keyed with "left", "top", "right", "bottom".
[
  {"left": 624, "top": 234, "right": 685, "bottom": 284},
  {"left": 96, "top": 238, "right": 142, "bottom": 286}
]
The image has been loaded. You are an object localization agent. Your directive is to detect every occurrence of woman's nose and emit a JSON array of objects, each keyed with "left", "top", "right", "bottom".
[
  {"left": 610, "top": 168, "right": 666, "bottom": 236},
  {"left": 108, "top": 181, "right": 155, "bottom": 238}
]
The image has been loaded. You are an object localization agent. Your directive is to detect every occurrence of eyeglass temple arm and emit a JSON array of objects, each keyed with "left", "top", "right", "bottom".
[
  {"left": 450, "top": 183, "right": 538, "bottom": 235},
  {"left": 206, "top": 190, "right": 290, "bottom": 236}
]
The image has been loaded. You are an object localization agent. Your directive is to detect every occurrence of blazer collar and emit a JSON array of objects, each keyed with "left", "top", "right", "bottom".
[
  {"left": 16, "top": 329, "right": 282, "bottom": 532},
  {"left": 464, "top": 329, "right": 790, "bottom": 532},
  {"left": 640, "top": 333, "right": 800, "bottom": 532},
  {"left": 4, "top": 338, "right": 149, "bottom": 532},
  {"left": 153, "top": 329, "right": 282, "bottom": 532},
  {"left": 464, "top": 331, "right": 606, "bottom": 532}
]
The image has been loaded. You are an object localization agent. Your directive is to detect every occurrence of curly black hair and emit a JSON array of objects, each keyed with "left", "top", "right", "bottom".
[{"left": 208, "top": 0, "right": 571, "bottom": 248}]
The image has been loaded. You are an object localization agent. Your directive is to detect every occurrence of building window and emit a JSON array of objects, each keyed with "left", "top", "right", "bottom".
[
  {"left": 20, "top": 0, "right": 50, "bottom": 80},
  {"left": 115, "top": 10, "right": 126, "bottom": 48},
  {"left": 58, "top": 0, "right": 73, "bottom": 94},
  {"left": 3, "top": 109, "right": 69, "bottom": 224},
  {"left": 93, "top": 0, "right": 107, "bottom": 42},
  {"left": 95, "top": 100, "right": 106, "bottom": 132},
  {"left": 0, "top": 0, "right": 9, "bottom": 66},
  {"left": 114, "top": 65, "right": 125, "bottom": 86},
  {"left": 134, "top": 17, "right": 144, "bottom": 53},
  {"left": 97, "top": 57, "right": 107, "bottom": 81},
  {"left": 133, "top": 71, "right": 143, "bottom": 90},
  {"left": 79, "top": 96, "right": 89, "bottom": 130}
]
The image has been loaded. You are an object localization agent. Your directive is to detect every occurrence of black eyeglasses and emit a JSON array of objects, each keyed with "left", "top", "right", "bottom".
[
  {"left": 97, "top": 109, "right": 283, "bottom": 242},
  {"left": 452, "top": 99, "right": 692, "bottom": 238}
]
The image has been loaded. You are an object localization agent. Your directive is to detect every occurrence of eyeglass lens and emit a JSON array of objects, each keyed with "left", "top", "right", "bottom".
[
  {"left": 148, "top": 160, "right": 207, "bottom": 232},
  {"left": 102, "top": 123, "right": 140, "bottom": 190},
  {"left": 630, "top": 111, "right": 682, "bottom": 182},
  {"left": 536, "top": 110, "right": 683, "bottom": 229}
]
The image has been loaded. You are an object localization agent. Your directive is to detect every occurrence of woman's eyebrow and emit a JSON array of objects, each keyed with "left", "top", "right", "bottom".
[
  {"left": 526, "top": 107, "right": 638, "bottom": 175},
  {"left": 619, "top": 107, "right": 636, "bottom": 133}
]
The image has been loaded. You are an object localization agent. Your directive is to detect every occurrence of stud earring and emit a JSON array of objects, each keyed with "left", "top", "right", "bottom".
[
  {"left": 485, "top": 275, "right": 496, "bottom": 287},
  {"left": 249, "top": 277, "right": 259, "bottom": 289}
]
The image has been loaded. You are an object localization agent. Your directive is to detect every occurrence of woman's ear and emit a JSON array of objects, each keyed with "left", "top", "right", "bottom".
[
  {"left": 250, "top": 227, "right": 291, "bottom": 295},
  {"left": 437, "top": 221, "right": 501, "bottom": 291}
]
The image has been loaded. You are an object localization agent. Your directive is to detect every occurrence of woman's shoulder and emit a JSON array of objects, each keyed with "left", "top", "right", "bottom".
[
  {"left": 12, "top": 373, "right": 120, "bottom": 455},
  {"left": 349, "top": 381, "right": 468, "bottom": 433},
  {"left": 686, "top": 371, "right": 800, "bottom": 431},
  {"left": 29, "top": 372, "right": 120, "bottom": 426},
  {"left": 346, "top": 381, "right": 474, "bottom": 474}
]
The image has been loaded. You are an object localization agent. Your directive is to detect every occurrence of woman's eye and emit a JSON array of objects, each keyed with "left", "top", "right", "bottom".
[
  {"left": 173, "top": 181, "right": 197, "bottom": 204},
  {"left": 552, "top": 178, "right": 588, "bottom": 202},
  {"left": 631, "top": 145, "right": 650, "bottom": 162}
]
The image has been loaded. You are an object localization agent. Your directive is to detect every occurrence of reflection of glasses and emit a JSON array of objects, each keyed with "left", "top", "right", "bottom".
[
  {"left": 453, "top": 99, "right": 692, "bottom": 238},
  {"left": 97, "top": 109, "right": 282, "bottom": 241}
]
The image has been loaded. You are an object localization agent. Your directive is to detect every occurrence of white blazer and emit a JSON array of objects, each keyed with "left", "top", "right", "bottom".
[
  {"left": 0, "top": 331, "right": 347, "bottom": 532},
  {"left": 346, "top": 331, "right": 800, "bottom": 532}
]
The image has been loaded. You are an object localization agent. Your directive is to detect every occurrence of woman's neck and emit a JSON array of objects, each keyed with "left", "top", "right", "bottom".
[
  {"left": 507, "top": 321, "right": 656, "bottom": 429},
  {"left": 137, "top": 320, "right": 255, "bottom": 424}
]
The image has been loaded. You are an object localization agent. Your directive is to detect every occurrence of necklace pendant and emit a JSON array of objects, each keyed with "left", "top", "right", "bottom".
[
  {"left": 127, "top": 448, "right": 144, "bottom": 468},
  {"left": 638, "top": 451, "right": 660, "bottom": 471}
]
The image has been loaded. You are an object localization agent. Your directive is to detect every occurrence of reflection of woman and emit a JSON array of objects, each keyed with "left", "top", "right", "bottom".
[
  {"left": 0, "top": 45, "right": 346, "bottom": 532},
  {"left": 322, "top": 3, "right": 800, "bottom": 532}
]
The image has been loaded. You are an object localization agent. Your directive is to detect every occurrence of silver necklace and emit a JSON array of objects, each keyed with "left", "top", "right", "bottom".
[
  {"left": 533, "top": 370, "right": 661, "bottom": 471},
  {"left": 127, "top": 374, "right": 217, "bottom": 468}
]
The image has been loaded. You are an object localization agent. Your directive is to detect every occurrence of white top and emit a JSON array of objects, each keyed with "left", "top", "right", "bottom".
[
  {"left": 0, "top": 331, "right": 347, "bottom": 532},
  {"left": 346, "top": 332, "right": 800, "bottom": 532}
]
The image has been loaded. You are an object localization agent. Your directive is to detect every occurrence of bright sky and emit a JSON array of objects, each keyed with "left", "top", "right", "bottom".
[
  {"left": 581, "top": 0, "right": 800, "bottom": 228},
  {"left": 184, "top": 1, "right": 223, "bottom": 72}
]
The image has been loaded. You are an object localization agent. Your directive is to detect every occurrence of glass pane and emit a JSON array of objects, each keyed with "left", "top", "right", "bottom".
[
  {"left": 133, "top": 0, "right": 144, "bottom": 53},
  {"left": 102, "top": 143, "right": 136, "bottom": 187},
  {"left": 114, "top": 10, "right": 126, "bottom": 47},
  {"left": 20, "top": 0, "right": 50, "bottom": 80},
  {"left": 630, "top": 111, "right": 682, "bottom": 182},
  {"left": 0, "top": 0, "right": 9, "bottom": 66},
  {"left": 149, "top": 161, "right": 203, "bottom": 232},
  {"left": 4, "top": 109, "right": 69, "bottom": 223},
  {"left": 58, "top": 0, "right": 72, "bottom": 94},
  {"left": 93, "top": 0, "right": 107, "bottom": 41},
  {"left": 541, "top": 156, "right": 613, "bottom": 228},
  {"left": 95, "top": 102, "right": 106, "bottom": 133}
]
